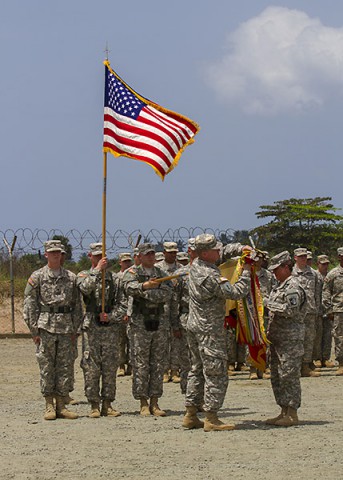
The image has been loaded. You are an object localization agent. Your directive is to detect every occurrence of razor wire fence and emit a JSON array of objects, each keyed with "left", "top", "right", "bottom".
[{"left": 0, "top": 227, "right": 241, "bottom": 260}]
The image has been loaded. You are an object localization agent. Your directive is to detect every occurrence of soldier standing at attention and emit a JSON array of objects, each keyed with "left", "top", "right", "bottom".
[
  {"left": 265, "top": 251, "right": 305, "bottom": 427},
  {"left": 183, "top": 234, "right": 251, "bottom": 432},
  {"left": 123, "top": 243, "right": 173, "bottom": 416},
  {"left": 77, "top": 243, "right": 121, "bottom": 418},
  {"left": 23, "top": 240, "right": 82, "bottom": 420},
  {"left": 292, "top": 247, "right": 321, "bottom": 377},
  {"left": 157, "top": 241, "right": 182, "bottom": 384},
  {"left": 116, "top": 252, "right": 133, "bottom": 377},
  {"left": 322, "top": 247, "right": 343, "bottom": 375}
]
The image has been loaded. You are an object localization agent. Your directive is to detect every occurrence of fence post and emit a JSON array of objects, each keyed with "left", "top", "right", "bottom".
[{"left": 3, "top": 236, "right": 17, "bottom": 334}]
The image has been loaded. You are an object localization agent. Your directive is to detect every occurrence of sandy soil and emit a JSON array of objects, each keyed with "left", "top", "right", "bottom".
[
  {"left": 0, "top": 338, "right": 342, "bottom": 480},
  {"left": 0, "top": 298, "right": 28, "bottom": 334}
]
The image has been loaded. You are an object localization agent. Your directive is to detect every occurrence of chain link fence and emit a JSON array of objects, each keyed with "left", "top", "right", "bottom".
[{"left": 0, "top": 227, "right": 240, "bottom": 259}]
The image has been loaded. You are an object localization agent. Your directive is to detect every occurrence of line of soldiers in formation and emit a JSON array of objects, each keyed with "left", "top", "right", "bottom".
[{"left": 23, "top": 236, "right": 343, "bottom": 431}]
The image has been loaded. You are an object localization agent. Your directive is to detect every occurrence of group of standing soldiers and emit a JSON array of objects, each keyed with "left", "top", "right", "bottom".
[{"left": 23, "top": 237, "right": 343, "bottom": 431}]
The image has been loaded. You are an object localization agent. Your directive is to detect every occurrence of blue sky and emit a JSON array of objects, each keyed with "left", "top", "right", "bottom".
[{"left": 1, "top": 0, "right": 343, "bottom": 235}]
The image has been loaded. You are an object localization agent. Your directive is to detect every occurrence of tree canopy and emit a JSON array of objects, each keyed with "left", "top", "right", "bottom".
[{"left": 251, "top": 197, "right": 343, "bottom": 257}]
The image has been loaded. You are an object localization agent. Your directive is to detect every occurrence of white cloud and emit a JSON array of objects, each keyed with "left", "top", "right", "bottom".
[{"left": 206, "top": 6, "right": 343, "bottom": 115}]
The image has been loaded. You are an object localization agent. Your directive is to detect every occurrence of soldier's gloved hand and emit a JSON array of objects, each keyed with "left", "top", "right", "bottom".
[
  {"left": 99, "top": 312, "right": 109, "bottom": 323},
  {"left": 143, "top": 279, "right": 160, "bottom": 290}
]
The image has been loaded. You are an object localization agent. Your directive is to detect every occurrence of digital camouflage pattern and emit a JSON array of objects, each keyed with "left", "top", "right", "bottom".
[
  {"left": 23, "top": 265, "right": 82, "bottom": 397},
  {"left": 267, "top": 275, "right": 305, "bottom": 410},
  {"left": 322, "top": 265, "right": 343, "bottom": 363},
  {"left": 115, "top": 270, "right": 131, "bottom": 367},
  {"left": 123, "top": 264, "right": 173, "bottom": 399},
  {"left": 185, "top": 255, "right": 250, "bottom": 412},
  {"left": 77, "top": 268, "right": 120, "bottom": 402}
]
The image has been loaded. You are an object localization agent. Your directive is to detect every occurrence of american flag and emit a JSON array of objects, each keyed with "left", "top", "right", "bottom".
[{"left": 103, "top": 61, "right": 200, "bottom": 180}]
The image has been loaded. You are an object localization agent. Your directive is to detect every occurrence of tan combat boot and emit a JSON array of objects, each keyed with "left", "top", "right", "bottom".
[
  {"left": 64, "top": 394, "right": 79, "bottom": 405},
  {"left": 163, "top": 371, "right": 170, "bottom": 383},
  {"left": 101, "top": 399, "right": 121, "bottom": 417},
  {"left": 275, "top": 407, "right": 299, "bottom": 427},
  {"left": 150, "top": 397, "right": 166, "bottom": 417},
  {"left": 324, "top": 360, "right": 335, "bottom": 368},
  {"left": 249, "top": 367, "right": 258, "bottom": 380},
  {"left": 89, "top": 402, "right": 101, "bottom": 418},
  {"left": 140, "top": 398, "right": 151, "bottom": 416},
  {"left": 301, "top": 363, "right": 320, "bottom": 377},
  {"left": 44, "top": 396, "right": 56, "bottom": 421},
  {"left": 335, "top": 364, "right": 343, "bottom": 376},
  {"left": 203, "top": 412, "right": 235, "bottom": 432},
  {"left": 227, "top": 364, "right": 235, "bottom": 376},
  {"left": 265, "top": 406, "right": 287, "bottom": 425},
  {"left": 117, "top": 365, "right": 125, "bottom": 377},
  {"left": 55, "top": 395, "right": 78, "bottom": 419},
  {"left": 171, "top": 369, "right": 181, "bottom": 383},
  {"left": 182, "top": 406, "right": 204, "bottom": 429}
]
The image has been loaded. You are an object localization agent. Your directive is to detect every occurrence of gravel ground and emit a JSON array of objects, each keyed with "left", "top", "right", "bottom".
[{"left": 0, "top": 338, "right": 342, "bottom": 480}]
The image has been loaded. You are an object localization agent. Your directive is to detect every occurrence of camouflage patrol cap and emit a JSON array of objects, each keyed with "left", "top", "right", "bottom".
[
  {"left": 177, "top": 251, "right": 189, "bottom": 261},
  {"left": 89, "top": 243, "right": 103, "bottom": 255},
  {"left": 61, "top": 244, "right": 67, "bottom": 255},
  {"left": 155, "top": 252, "right": 164, "bottom": 262},
  {"left": 337, "top": 247, "right": 343, "bottom": 256},
  {"left": 195, "top": 234, "right": 221, "bottom": 252},
  {"left": 307, "top": 250, "right": 313, "bottom": 259},
  {"left": 317, "top": 255, "right": 330, "bottom": 264},
  {"left": 268, "top": 251, "right": 291, "bottom": 271},
  {"left": 188, "top": 238, "right": 196, "bottom": 251},
  {"left": 138, "top": 243, "right": 155, "bottom": 255},
  {"left": 119, "top": 252, "right": 132, "bottom": 262},
  {"left": 133, "top": 247, "right": 139, "bottom": 256},
  {"left": 163, "top": 241, "right": 178, "bottom": 252},
  {"left": 294, "top": 247, "right": 307, "bottom": 257},
  {"left": 44, "top": 240, "right": 62, "bottom": 253}
]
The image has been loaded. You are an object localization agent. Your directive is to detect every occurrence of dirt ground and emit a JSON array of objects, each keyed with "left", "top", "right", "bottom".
[{"left": 0, "top": 338, "right": 342, "bottom": 480}]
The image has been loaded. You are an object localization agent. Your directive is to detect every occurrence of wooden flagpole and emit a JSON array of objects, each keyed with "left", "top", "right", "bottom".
[{"left": 101, "top": 151, "right": 107, "bottom": 314}]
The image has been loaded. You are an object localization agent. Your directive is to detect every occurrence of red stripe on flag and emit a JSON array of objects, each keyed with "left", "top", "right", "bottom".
[
  {"left": 146, "top": 107, "right": 191, "bottom": 143},
  {"left": 104, "top": 114, "right": 177, "bottom": 160},
  {"left": 103, "top": 141, "right": 166, "bottom": 177}
]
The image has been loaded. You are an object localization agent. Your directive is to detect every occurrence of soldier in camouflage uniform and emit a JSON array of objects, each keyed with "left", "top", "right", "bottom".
[
  {"left": 265, "top": 251, "right": 306, "bottom": 427},
  {"left": 292, "top": 247, "right": 321, "bottom": 377},
  {"left": 123, "top": 243, "right": 173, "bottom": 416},
  {"left": 183, "top": 234, "right": 251, "bottom": 432},
  {"left": 116, "top": 252, "right": 133, "bottom": 377},
  {"left": 173, "top": 239, "right": 197, "bottom": 395},
  {"left": 77, "top": 243, "right": 121, "bottom": 418},
  {"left": 313, "top": 255, "right": 334, "bottom": 368},
  {"left": 23, "top": 240, "right": 82, "bottom": 421},
  {"left": 322, "top": 247, "right": 343, "bottom": 375},
  {"left": 156, "top": 241, "right": 182, "bottom": 384}
]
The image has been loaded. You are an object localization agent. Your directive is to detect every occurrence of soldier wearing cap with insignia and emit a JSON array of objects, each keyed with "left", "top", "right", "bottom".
[
  {"left": 183, "top": 234, "right": 251, "bottom": 432},
  {"left": 156, "top": 241, "right": 183, "bottom": 384},
  {"left": 176, "top": 251, "right": 189, "bottom": 266},
  {"left": 292, "top": 247, "right": 321, "bottom": 377},
  {"left": 122, "top": 243, "right": 174, "bottom": 416},
  {"left": 265, "top": 251, "right": 306, "bottom": 427},
  {"left": 23, "top": 240, "right": 82, "bottom": 421},
  {"left": 322, "top": 247, "right": 343, "bottom": 375},
  {"left": 77, "top": 243, "right": 121, "bottom": 418},
  {"left": 313, "top": 255, "right": 334, "bottom": 368},
  {"left": 115, "top": 252, "right": 133, "bottom": 377}
]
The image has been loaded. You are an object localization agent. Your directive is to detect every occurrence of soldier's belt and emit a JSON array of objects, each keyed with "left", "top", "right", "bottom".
[{"left": 40, "top": 305, "right": 73, "bottom": 314}]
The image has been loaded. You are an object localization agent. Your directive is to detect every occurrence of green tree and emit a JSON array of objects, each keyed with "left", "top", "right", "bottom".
[
  {"left": 251, "top": 197, "right": 343, "bottom": 257},
  {"left": 52, "top": 235, "right": 73, "bottom": 260}
]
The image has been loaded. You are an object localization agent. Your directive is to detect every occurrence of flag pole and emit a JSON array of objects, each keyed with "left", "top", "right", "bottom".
[{"left": 101, "top": 151, "right": 107, "bottom": 314}]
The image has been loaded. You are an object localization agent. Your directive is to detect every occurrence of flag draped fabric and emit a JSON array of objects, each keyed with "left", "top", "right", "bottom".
[
  {"left": 103, "top": 61, "right": 200, "bottom": 180},
  {"left": 220, "top": 255, "right": 270, "bottom": 372}
]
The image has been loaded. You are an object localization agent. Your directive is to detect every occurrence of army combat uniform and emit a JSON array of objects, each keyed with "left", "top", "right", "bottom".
[
  {"left": 123, "top": 263, "right": 173, "bottom": 404},
  {"left": 267, "top": 272, "right": 305, "bottom": 413},
  {"left": 322, "top": 249, "right": 343, "bottom": 374},
  {"left": 77, "top": 266, "right": 121, "bottom": 415},
  {"left": 24, "top": 256, "right": 82, "bottom": 418}
]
